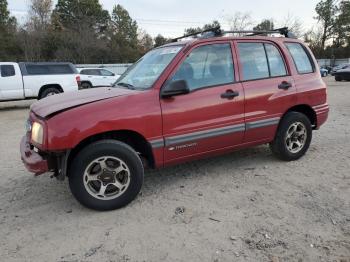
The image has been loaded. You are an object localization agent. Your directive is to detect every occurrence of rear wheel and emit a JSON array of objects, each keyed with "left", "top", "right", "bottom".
[
  {"left": 81, "top": 82, "right": 92, "bottom": 89},
  {"left": 40, "top": 87, "right": 60, "bottom": 99},
  {"left": 270, "top": 112, "right": 312, "bottom": 161},
  {"left": 335, "top": 76, "right": 342, "bottom": 81},
  {"left": 68, "top": 140, "right": 144, "bottom": 211}
]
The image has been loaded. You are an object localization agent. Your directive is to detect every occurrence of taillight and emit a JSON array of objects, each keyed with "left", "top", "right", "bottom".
[{"left": 76, "top": 75, "right": 82, "bottom": 89}]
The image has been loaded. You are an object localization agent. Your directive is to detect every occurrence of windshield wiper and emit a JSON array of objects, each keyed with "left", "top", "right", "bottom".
[{"left": 116, "top": 82, "right": 136, "bottom": 90}]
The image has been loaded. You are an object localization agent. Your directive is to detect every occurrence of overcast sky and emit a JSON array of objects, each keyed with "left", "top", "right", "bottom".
[{"left": 8, "top": 0, "right": 319, "bottom": 37}]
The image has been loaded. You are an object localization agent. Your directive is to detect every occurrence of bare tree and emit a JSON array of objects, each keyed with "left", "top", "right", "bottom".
[
  {"left": 21, "top": 0, "right": 53, "bottom": 61},
  {"left": 225, "top": 12, "right": 254, "bottom": 33},
  {"left": 278, "top": 13, "right": 304, "bottom": 38},
  {"left": 28, "top": 0, "right": 52, "bottom": 30}
]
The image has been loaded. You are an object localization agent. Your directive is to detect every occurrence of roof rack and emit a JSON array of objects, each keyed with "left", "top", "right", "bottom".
[{"left": 171, "top": 26, "right": 296, "bottom": 42}]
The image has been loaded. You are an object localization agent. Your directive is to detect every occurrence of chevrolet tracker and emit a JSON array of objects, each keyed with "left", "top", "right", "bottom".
[{"left": 20, "top": 28, "right": 329, "bottom": 211}]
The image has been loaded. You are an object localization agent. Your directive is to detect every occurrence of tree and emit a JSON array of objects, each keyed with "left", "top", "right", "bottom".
[
  {"left": 184, "top": 20, "right": 221, "bottom": 36},
  {"left": 333, "top": 0, "right": 350, "bottom": 46},
  {"left": 154, "top": 34, "right": 168, "bottom": 47},
  {"left": 315, "top": 0, "right": 338, "bottom": 50},
  {"left": 138, "top": 29, "right": 153, "bottom": 54},
  {"left": 52, "top": 0, "right": 109, "bottom": 32},
  {"left": 279, "top": 14, "right": 304, "bottom": 38},
  {"left": 20, "top": 0, "right": 53, "bottom": 61},
  {"left": 51, "top": 0, "right": 111, "bottom": 63},
  {"left": 253, "top": 19, "right": 274, "bottom": 31},
  {"left": 0, "top": 0, "right": 21, "bottom": 60},
  {"left": 225, "top": 12, "right": 254, "bottom": 32},
  {"left": 109, "top": 4, "right": 139, "bottom": 62}
]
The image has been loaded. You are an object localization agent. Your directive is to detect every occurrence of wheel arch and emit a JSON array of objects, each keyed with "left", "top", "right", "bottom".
[
  {"left": 38, "top": 84, "right": 63, "bottom": 98},
  {"left": 282, "top": 104, "right": 317, "bottom": 128},
  {"left": 81, "top": 81, "right": 93, "bottom": 87},
  {"left": 66, "top": 130, "right": 156, "bottom": 175}
]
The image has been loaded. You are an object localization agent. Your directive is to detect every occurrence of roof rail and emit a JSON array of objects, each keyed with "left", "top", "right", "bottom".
[
  {"left": 171, "top": 26, "right": 222, "bottom": 42},
  {"left": 171, "top": 26, "right": 296, "bottom": 42}
]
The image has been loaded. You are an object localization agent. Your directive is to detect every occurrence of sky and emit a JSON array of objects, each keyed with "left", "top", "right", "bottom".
[{"left": 8, "top": 0, "right": 320, "bottom": 37}]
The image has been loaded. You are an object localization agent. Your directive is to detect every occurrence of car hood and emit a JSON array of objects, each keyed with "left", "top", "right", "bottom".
[{"left": 31, "top": 87, "right": 137, "bottom": 118}]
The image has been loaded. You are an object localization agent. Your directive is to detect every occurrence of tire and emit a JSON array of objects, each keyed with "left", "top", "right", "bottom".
[
  {"left": 270, "top": 112, "right": 312, "bottom": 161},
  {"left": 335, "top": 76, "right": 342, "bottom": 81},
  {"left": 40, "top": 87, "right": 61, "bottom": 99},
  {"left": 68, "top": 140, "right": 144, "bottom": 211},
  {"left": 81, "top": 82, "right": 92, "bottom": 89}
]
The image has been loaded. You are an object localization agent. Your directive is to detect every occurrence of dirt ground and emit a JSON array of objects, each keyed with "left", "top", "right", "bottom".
[{"left": 0, "top": 77, "right": 349, "bottom": 262}]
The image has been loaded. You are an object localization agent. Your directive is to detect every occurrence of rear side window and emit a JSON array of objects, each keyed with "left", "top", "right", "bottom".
[
  {"left": 238, "top": 43, "right": 269, "bottom": 80},
  {"left": 285, "top": 43, "right": 314, "bottom": 74},
  {"left": 26, "top": 64, "right": 74, "bottom": 75},
  {"left": 80, "top": 69, "right": 101, "bottom": 75},
  {"left": 1, "top": 65, "right": 15, "bottom": 77},
  {"left": 100, "top": 69, "right": 114, "bottom": 76}
]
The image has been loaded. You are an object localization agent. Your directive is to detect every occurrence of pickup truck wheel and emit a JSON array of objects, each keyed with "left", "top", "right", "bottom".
[
  {"left": 40, "top": 87, "right": 60, "bottom": 99},
  {"left": 270, "top": 112, "right": 312, "bottom": 161},
  {"left": 68, "top": 140, "right": 144, "bottom": 211}
]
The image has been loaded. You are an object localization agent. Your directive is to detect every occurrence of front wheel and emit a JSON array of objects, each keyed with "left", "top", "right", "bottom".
[
  {"left": 335, "top": 76, "right": 342, "bottom": 81},
  {"left": 68, "top": 140, "right": 144, "bottom": 211},
  {"left": 270, "top": 112, "right": 312, "bottom": 161}
]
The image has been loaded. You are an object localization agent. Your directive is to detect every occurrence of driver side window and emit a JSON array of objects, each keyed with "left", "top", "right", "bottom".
[{"left": 170, "top": 43, "right": 234, "bottom": 91}]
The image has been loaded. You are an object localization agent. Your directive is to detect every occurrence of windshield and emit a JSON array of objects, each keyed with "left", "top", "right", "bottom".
[{"left": 115, "top": 45, "right": 183, "bottom": 89}]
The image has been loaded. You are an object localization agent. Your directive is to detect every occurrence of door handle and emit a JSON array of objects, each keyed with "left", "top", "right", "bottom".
[
  {"left": 221, "top": 90, "right": 239, "bottom": 100},
  {"left": 278, "top": 81, "right": 292, "bottom": 90}
]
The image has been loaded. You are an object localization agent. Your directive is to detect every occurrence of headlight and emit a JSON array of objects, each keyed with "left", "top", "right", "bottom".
[{"left": 31, "top": 122, "right": 44, "bottom": 145}]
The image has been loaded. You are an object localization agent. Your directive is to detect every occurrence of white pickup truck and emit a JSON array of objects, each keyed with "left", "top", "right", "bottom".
[{"left": 0, "top": 62, "right": 80, "bottom": 101}]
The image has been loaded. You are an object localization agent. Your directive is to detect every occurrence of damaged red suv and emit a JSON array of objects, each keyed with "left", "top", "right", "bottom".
[{"left": 21, "top": 28, "right": 329, "bottom": 210}]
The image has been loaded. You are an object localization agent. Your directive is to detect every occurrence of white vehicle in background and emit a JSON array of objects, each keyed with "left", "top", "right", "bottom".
[
  {"left": 0, "top": 62, "right": 80, "bottom": 101},
  {"left": 77, "top": 68, "right": 120, "bottom": 89}
]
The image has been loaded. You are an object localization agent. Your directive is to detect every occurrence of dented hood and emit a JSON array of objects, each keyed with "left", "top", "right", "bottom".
[{"left": 31, "top": 87, "right": 136, "bottom": 118}]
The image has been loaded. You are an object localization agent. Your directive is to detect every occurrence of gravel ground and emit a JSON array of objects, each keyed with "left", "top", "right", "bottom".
[{"left": 0, "top": 77, "right": 349, "bottom": 262}]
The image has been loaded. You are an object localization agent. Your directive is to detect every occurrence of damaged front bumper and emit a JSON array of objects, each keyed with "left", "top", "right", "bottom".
[{"left": 20, "top": 136, "right": 49, "bottom": 176}]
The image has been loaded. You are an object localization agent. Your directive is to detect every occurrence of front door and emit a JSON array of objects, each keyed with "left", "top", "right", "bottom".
[{"left": 160, "top": 42, "right": 245, "bottom": 165}]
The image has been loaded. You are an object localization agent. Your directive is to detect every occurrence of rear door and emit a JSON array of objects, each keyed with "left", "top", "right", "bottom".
[
  {"left": 100, "top": 69, "right": 116, "bottom": 86},
  {"left": 235, "top": 41, "right": 296, "bottom": 142},
  {"left": 160, "top": 42, "right": 245, "bottom": 165},
  {"left": 81, "top": 69, "right": 103, "bottom": 87},
  {"left": 0, "top": 64, "right": 24, "bottom": 100}
]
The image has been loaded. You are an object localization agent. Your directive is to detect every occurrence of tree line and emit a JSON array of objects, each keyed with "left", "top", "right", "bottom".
[{"left": 0, "top": 0, "right": 349, "bottom": 63}]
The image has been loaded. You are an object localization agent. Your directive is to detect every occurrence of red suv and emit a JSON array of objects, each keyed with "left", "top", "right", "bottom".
[{"left": 21, "top": 28, "right": 329, "bottom": 210}]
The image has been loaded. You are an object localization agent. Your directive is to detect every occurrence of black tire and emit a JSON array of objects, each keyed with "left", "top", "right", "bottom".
[
  {"left": 40, "top": 87, "right": 61, "bottom": 99},
  {"left": 335, "top": 76, "right": 342, "bottom": 81},
  {"left": 68, "top": 140, "right": 144, "bottom": 211},
  {"left": 81, "top": 82, "right": 92, "bottom": 89},
  {"left": 270, "top": 112, "right": 312, "bottom": 161}
]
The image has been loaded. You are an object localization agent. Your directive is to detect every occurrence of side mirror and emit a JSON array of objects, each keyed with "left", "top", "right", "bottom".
[
  {"left": 112, "top": 73, "right": 115, "bottom": 76},
  {"left": 161, "top": 80, "right": 190, "bottom": 98}
]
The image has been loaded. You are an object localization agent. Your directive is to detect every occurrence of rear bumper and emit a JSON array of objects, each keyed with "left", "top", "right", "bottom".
[
  {"left": 20, "top": 136, "right": 48, "bottom": 175},
  {"left": 313, "top": 103, "right": 329, "bottom": 129}
]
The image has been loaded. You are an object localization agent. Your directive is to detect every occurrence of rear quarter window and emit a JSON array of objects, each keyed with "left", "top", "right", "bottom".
[{"left": 285, "top": 43, "right": 314, "bottom": 74}]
